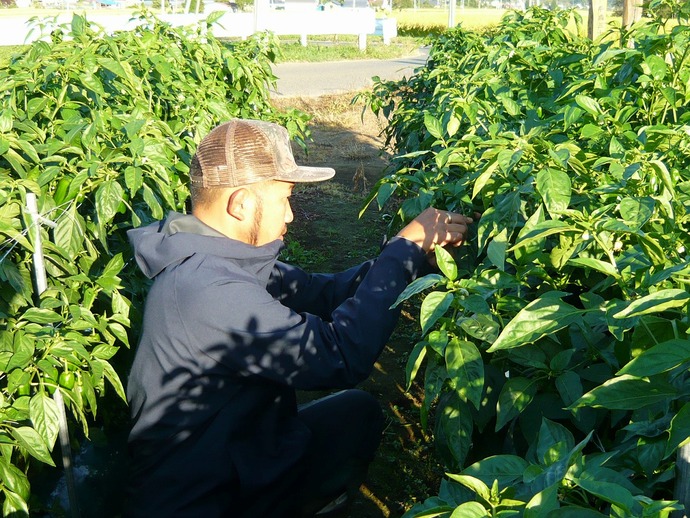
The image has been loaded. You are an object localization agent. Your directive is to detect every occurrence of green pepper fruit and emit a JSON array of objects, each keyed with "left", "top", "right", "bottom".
[
  {"left": 59, "top": 371, "right": 76, "bottom": 390},
  {"left": 16, "top": 381, "right": 31, "bottom": 396},
  {"left": 53, "top": 178, "right": 72, "bottom": 205}
]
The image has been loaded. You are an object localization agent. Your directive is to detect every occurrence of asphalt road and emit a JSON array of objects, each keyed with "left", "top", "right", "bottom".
[{"left": 270, "top": 46, "right": 430, "bottom": 97}]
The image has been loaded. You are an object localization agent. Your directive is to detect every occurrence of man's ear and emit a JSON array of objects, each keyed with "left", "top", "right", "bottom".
[{"left": 226, "top": 188, "right": 251, "bottom": 221}]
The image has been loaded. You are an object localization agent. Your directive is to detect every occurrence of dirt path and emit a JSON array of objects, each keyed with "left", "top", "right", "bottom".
[{"left": 271, "top": 93, "right": 443, "bottom": 517}]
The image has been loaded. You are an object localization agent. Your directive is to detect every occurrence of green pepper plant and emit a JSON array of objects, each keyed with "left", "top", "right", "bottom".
[
  {"left": 359, "top": 3, "right": 690, "bottom": 516},
  {"left": 0, "top": 12, "right": 309, "bottom": 514}
]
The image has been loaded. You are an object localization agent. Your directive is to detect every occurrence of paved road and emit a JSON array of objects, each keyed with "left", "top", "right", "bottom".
[{"left": 270, "top": 46, "right": 430, "bottom": 98}]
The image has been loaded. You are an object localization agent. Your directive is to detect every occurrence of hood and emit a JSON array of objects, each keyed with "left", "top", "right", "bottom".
[{"left": 127, "top": 212, "right": 283, "bottom": 284}]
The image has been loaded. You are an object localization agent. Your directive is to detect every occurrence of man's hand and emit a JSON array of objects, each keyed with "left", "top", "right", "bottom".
[{"left": 396, "top": 207, "right": 474, "bottom": 253}]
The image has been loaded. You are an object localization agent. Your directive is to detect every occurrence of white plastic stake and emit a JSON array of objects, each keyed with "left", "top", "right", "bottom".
[{"left": 25, "top": 192, "right": 81, "bottom": 518}]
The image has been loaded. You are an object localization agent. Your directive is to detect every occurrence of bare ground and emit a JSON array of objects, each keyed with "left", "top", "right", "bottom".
[{"left": 271, "top": 93, "right": 443, "bottom": 517}]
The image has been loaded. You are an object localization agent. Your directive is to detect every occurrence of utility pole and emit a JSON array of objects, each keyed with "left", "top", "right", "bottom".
[{"left": 448, "top": 0, "right": 456, "bottom": 27}]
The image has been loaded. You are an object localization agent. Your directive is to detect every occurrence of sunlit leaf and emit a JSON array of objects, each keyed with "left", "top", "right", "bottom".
[
  {"left": 390, "top": 274, "right": 443, "bottom": 308},
  {"left": 445, "top": 338, "right": 483, "bottom": 410},
  {"left": 420, "top": 291, "right": 454, "bottom": 335},
  {"left": 613, "top": 289, "right": 690, "bottom": 319},
  {"left": 435, "top": 246, "right": 458, "bottom": 281},
  {"left": 10, "top": 427, "right": 55, "bottom": 466},
  {"left": 617, "top": 338, "right": 690, "bottom": 376},
  {"left": 488, "top": 294, "right": 583, "bottom": 352},
  {"left": 536, "top": 168, "right": 571, "bottom": 217},
  {"left": 570, "top": 375, "right": 677, "bottom": 410}
]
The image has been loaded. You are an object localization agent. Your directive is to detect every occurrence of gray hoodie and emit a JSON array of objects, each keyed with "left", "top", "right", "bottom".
[{"left": 125, "top": 211, "right": 427, "bottom": 516}]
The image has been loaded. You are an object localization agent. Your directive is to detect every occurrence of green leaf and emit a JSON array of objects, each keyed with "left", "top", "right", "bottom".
[
  {"left": 445, "top": 339, "right": 483, "bottom": 410},
  {"left": 495, "top": 376, "right": 538, "bottom": 431},
  {"left": 499, "top": 95, "right": 521, "bottom": 116},
  {"left": 20, "top": 308, "right": 62, "bottom": 324},
  {"left": 613, "top": 289, "right": 690, "bottom": 319},
  {"left": 100, "top": 358, "right": 127, "bottom": 402},
  {"left": 555, "top": 371, "right": 582, "bottom": 408},
  {"left": 547, "top": 506, "right": 607, "bottom": 517},
  {"left": 124, "top": 165, "right": 143, "bottom": 193},
  {"left": 580, "top": 123, "right": 604, "bottom": 139},
  {"left": 508, "top": 220, "right": 575, "bottom": 251},
  {"left": 575, "top": 94, "right": 602, "bottom": 116},
  {"left": 447, "top": 474, "right": 491, "bottom": 501},
  {"left": 0, "top": 462, "right": 30, "bottom": 500},
  {"left": 95, "top": 180, "right": 124, "bottom": 225},
  {"left": 524, "top": 484, "right": 559, "bottom": 518},
  {"left": 572, "top": 472, "right": 634, "bottom": 514},
  {"left": 472, "top": 160, "right": 498, "bottom": 201},
  {"left": 459, "top": 313, "right": 499, "bottom": 344},
  {"left": 424, "top": 112, "right": 444, "bottom": 140},
  {"left": 376, "top": 182, "right": 396, "bottom": 210},
  {"left": 10, "top": 426, "right": 55, "bottom": 466},
  {"left": 488, "top": 294, "right": 583, "bottom": 352},
  {"left": 449, "top": 501, "right": 488, "bottom": 518},
  {"left": 619, "top": 197, "right": 654, "bottom": 230},
  {"left": 666, "top": 402, "right": 690, "bottom": 458},
  {"left": 405, "top": 341, "right": 428, "bottom": 391},
  {"left": 461, "top": 455, "right": 529, "bottom": 488},
  {"left": 487, "top": 228, "right": 507, "bottom": 271},
  {"left": 536, "top": 168, "right": 571, "bottom": 217},
  {"left": 428, "top": 329, "right": 449, "bottom": 356},
  {"left": 53, "top": 207, "right": 85, "bottom": 260},
  {"left": 435, "top": 392, "right": 473, "bottom": 466},
  {"left": 435, "top": 246, "right": 458, "bottom": 281},
  {"left": 420, "top": 291, "right": 454, "bottom": 335},
  {"left": 636, "top": 233, "right": 667, "bottom": 265},
  {"left": 644, "top": 54, "right": 668, "bottom": 81},
  {"left": 2, "top": 489, "right": 29, "bottom": 517},
  {"left": 617, "top": 338, "right": 690, "bottom": 376},
  {"left": 571, "top": 375, "right": 677, "bottom": 410},
  {"left": 390, "top": 274, "right": 443, "bottom": 308},
  {"left": 7, "top": 333, "right": 34, "bottom": 371},
  {"left": 568, "top": 257, "right": 619, "bottom": 278},
  {"left": 537, "top": 418, "right": 574, "bottom": 466},
  {"left": 29, "top": 393, "right": 59, "bottom": 448}
]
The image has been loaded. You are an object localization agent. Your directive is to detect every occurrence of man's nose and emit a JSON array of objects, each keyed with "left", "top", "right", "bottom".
[{"left": 286, "top": 201, "right": 294, "bottom": 224}]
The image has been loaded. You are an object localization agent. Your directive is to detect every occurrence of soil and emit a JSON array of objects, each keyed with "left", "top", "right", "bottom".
[{"left": 270, "top": 93, "right": 444, "bottom": 517}]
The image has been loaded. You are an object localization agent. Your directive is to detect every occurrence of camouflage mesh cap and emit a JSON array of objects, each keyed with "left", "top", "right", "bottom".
[{"left": 190, "top": 119, "right": 335, "bottom": 188}]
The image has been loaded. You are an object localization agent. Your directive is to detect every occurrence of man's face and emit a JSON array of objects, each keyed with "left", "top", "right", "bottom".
[{"left": 248, "top": 180, "right": 294, "bottom": 246}]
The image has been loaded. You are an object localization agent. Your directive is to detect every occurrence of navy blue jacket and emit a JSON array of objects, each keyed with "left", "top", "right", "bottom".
[{"left": 125, "top": 212, "right": 427, "bottom": 516}]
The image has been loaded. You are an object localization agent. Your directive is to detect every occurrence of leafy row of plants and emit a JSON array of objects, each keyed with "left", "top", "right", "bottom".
[
  {"left": 0, "top": 12, "right": 308, "bottom": 514},
  {"left": 359, "top": 3, "right": 690, "bottom": 516}
]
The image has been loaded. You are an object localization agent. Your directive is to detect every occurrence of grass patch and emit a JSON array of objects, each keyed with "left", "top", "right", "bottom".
[
  {"left": 0, "top": 45, "right": 26, "bottom": 66},
  {"left": 275, "top": 35, "right": 422, "bottom": 62}
]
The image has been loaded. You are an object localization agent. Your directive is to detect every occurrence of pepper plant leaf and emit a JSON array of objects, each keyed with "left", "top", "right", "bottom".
[
  {"left": 613, "top": 288, "right": 690, "bottom": 319},
  {"left": 445, "top": 338, "right": 484, "bottom": 410},
  {"left": 570, "top": 375, "right": 677, "bottom": 410},
  {"left": 487, "top": 293, "right": 583, "bottom": 352},
  {"left": 617, "top": 338, "right": 690, "bottom": 376}
]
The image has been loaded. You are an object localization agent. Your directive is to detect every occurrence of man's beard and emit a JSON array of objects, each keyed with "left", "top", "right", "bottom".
[{"left": 249, "top": 196, "right": 263, "bottom": 246}]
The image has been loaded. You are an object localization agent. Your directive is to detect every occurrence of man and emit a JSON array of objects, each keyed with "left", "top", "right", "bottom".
[{"left": 125, "top": 118, "right": 473, "bottom": 517}]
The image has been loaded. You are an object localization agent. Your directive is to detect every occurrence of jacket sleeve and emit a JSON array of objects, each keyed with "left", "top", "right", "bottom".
[
  {"left": 266, "top": 260, "right": 375, "bottom": 320},
  {"left": 181, "top": 237, "right": 429, "bottom": 391}
]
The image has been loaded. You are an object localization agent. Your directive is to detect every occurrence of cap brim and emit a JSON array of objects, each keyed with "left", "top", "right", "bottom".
[{"left": 278, "top": 165, "right": 336, "bottom": 183}]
